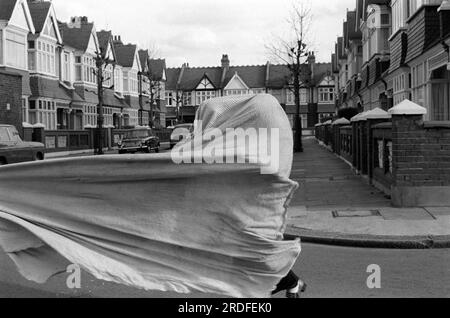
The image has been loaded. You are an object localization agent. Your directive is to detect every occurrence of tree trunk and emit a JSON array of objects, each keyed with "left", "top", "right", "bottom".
[
  {"left": 293, "top": 61, "right": 303, "bottom": 153},
  {"left": 96, "top": 60, "right": 104, "bottom": 155}
]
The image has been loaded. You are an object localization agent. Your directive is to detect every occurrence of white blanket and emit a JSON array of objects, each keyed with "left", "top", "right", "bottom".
[{"left": 0, "top": 95, "right": 301, "bottom": 298}]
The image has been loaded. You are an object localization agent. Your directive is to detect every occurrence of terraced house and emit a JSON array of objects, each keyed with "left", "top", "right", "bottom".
[
  {"left": 0, "top": 0, "right": 35, "bottom": 130},
  {"left": 0, "top": 0, "right": 168, "bottom": 152},
  {"left": 333, "top": 0, "right": 450, "bottom": 120},
  {"left": 165, "top": 54, "right": 335, "bottom": 129}
]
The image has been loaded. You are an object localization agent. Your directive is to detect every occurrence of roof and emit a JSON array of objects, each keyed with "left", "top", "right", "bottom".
[
  {"left": 177, "top": 66, "right": 223, "bottom": 91},
  {"left": 312, "top": 63, "right": 333, "bottom": 85},
  {"left": 166, "top": 68, "right": 181, "bottom": 89},
  {"left": 346, "top": 11, "right": 362, "bottom": 41},
  {"left": 114, "top": 44, "right": 137, "bottom": 68},
  {"left": 268, "top": 64, "right": 311, "bottom": 88},
  {"left": 27, "top": 1, "right": 51, "bottom": 33},
  {"left": 29, "top": 77, "right": 82, "bottom": 101},
  {"left": 59, "top": 21, "right": 94, "bottom": 51},
  {"left": 166, "top": 62, "right": 319, "bottom": 91},
  {"left": 148, "top": 59, "right": 166, "bottom": 81},
  {"left": 138, "top": 50, "right": 149, "bottom": 71},
  {"left": 0, "top": 0, "right": 17, "bottom": 20},
  {"left": 97, "top": 30, "right": 112, "bottom": 57},
  {"left": 224, "top": 65, "right": 267, "bottom": 88}
]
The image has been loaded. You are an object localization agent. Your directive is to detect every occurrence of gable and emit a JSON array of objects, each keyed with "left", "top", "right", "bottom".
[
  {"left": 105, "top": 41, "right": 115, "bottom": 61},
  {"left": 319, "top": 75, "right": 335, "bottom": 86},
  {"left": 8, "top": 0, "right": 34, "bottom": 33},
  {"left": 224, "top": 73, "right": 249, "bottom": 90},
  {"left": 132, "top": 51, "right": 141, "bottom": 71},
  {"left": 38, "top": 5, "right": 62, "bottom": 44},
  {"left": 86, "top": 30, "right": 99, "bottom": 55},
  {"left": 196, "top": 76, "right": 215, "bottom": 90}
]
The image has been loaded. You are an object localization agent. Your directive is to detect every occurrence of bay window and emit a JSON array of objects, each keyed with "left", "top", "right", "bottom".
[
  {"left": 83, "top": 55, "right": 97, "bottom": 85},
  {"left": 5, "top": 30, "right": 26, "bottom": 69},
  {"left": 114, "top": 68, "right": 123, "bottom": 93},
  {"left": 391, "top": 0, "right": 408, "bottom": 35},
  {"left": 183, "top": 92, "right": 193, "bottom": 106},
  {"left": 128, "top": 71, "right": 139, "bottom": 94},
  {"left": 62, "top": 52, "right": 72, "bottom": 82},
  {"left": 319, "top": 87, "right": 335, "bottom": 103},
  {"left": 30, "top": 40, "right": 57, "bottom": 75},
  {"left": 29, "top": 99, "right": 57, "bottom": 130},
  {"left": 196, "top": 91, "right": 216, "bottom": 105},
  {"left": 166, "top": 91, "right": 174, "bottom": 107},
  {"left": 103, "top": 64, "right": 113, "bottom": 88},
  {"left": 411, "top": 62, "right": 427, "bottom": 106},
  {"left": 83, "top": 105, "right": 98, "bottom": 127},
  {"left": 224, "top": 89, "right": 249, "bottom": 96}
]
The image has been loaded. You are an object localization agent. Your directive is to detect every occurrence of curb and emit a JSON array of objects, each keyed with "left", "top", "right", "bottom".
[{"left": 286, "top": 226, "right": 450, "bottom": 249}]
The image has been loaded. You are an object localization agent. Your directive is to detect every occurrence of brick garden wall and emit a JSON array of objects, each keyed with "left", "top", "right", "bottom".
[
  {"left": 316, "top": 114, "right": 450, "bottom": 207},
  {"left": 0, "top": 71, "right": 23, "bottom": 133},
  {"left": 391, "top": 116, "right": 450, "bottom": 206}
]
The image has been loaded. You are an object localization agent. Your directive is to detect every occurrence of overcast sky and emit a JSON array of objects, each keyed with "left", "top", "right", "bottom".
[{"left": 52, "top": 0, "right": 355, "bottom": 68}]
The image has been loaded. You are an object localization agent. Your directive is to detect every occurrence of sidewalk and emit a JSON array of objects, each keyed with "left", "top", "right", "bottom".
[
  {"left": 286, "top": 138, "right": 450, "bottom": 249},
  {"left": 46, "top": 142, "right": 171, "bottom": 159}
]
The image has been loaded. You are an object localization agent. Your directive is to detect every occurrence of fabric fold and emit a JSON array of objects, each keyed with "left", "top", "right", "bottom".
[{"left": 0, "top": 94, "right": 301, "bottom": 298}]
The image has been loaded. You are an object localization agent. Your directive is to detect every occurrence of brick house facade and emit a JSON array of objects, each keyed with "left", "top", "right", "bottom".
[
  {"left": 165, "top": 54, "right": 335, "bottom": 129},
  {"left": 0, "top": 0, "right": 168, "bottom": 133},
  {"left": 332, "top": 0, "right": 450, "bottom": 120},
  {"left": 0, "top": 70, "right": 22, "bottom": 131}
]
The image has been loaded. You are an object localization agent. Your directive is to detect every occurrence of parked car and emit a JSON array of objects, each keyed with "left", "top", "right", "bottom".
[
  {"left": 0, "top": 125, "right": 45, "bottom": 166},
  {"left": 170, "top": 124, "right": 194, "bottom": 149},
  {"left": 118, "top": 128, "right": 160, "bottom": 154}
]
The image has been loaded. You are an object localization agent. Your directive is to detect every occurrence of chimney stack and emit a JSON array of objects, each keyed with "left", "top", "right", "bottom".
[
  {"left": 113, "top": 35, "right": 123, "bottom": 45},
  {"left": 221, "top": 54, "right": 230, "bottom": 69},
  {"left": 68, "top": 16, "right": 89, "bottom": 28},
  {"left": 308, "top": 51, "right": 316, "bottom": 80}
]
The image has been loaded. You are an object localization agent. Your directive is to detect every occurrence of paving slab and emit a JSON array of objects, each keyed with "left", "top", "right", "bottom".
[{"left": 286, "top": 139, "right": 450, "bottom": 248}]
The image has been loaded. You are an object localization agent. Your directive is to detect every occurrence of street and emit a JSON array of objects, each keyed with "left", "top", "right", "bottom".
[{"left": 1, "top": 243, "right": 449, "bottom": 298}]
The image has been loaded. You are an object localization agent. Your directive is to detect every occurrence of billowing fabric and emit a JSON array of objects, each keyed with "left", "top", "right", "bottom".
[{"left": 0, "top": 94, "right": 301, "bottom": 298}]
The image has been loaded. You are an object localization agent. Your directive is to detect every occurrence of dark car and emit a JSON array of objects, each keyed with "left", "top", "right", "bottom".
[
  {"left": 118, "top": 128, "right": 160, "bottom": 154},
  {"left": 170, "top": 124, "right": 194, "bottom": 149},
  {"left": 0, "top": 125, "right": 45, "bottom": 166}
]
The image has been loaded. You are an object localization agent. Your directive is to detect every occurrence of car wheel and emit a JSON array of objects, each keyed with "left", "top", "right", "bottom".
[
  {"left": 0, "top": 158, "right": 6, "bottom": 166},
  {"left": 144, "top": 146, "right": 151, "bottom": 154},
  {"left": 118, "top": 150, "right": 126, "bottom": 154},
  {"left": 33, "top": 152, "right": 44, "bottom": 161}
]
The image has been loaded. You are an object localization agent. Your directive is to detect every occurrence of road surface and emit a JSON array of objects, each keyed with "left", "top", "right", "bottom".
[{"left": 1, "top": 243, "right": 449, "bottom": 298}]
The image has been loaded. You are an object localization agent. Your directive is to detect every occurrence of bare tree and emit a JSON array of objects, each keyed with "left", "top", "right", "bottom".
[
  {"left": 143, "top": 47, "right": 163, "bottom": 128},
  {"left": 93, "top": 47, "right": 114, "bottom": 155},
  {"left": 266, "top": 1, "right": 313, "bottom": 153},
  {"left": 174, "top": 90, "right": 185, "bottom": 124}
]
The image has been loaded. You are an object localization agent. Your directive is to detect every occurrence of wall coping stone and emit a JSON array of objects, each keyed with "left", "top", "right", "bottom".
[
  {"left": 372, "top": 122, "right": 393, "bottom": 129},
  {"left": 351, "top": 111, "right": 369, "bottom": 122},
  {"left": 362, "top": 107, "right": 392, "bottom": 120},
  {"left": 423, "top": 121, "right": 450, "bottom": 129},
  {"left": 388, "top": 99, "right": 427, "bottom": 115},
  {"left": 332, "top": 118, "right": 351, "bottom": 125}
]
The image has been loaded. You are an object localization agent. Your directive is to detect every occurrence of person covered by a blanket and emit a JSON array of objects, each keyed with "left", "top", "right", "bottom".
[{"left": 0, "top": 94, "right": 304, "bottom": 298}]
